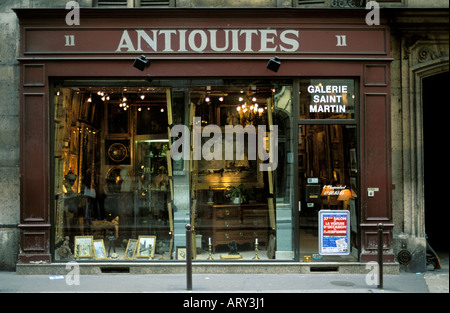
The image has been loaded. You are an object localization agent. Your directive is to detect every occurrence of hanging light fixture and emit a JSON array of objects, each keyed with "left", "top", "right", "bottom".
[
  {"left": 133, "top": 55, "right": 150, "bottom": 71},
  {"left": 267, "top": 56, "right": 281, "bottom": 72}
]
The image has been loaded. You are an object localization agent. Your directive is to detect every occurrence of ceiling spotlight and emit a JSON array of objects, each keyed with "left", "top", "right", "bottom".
[
  {"left": 133, "top": 55, "right": 150, "bottom": 71},
  {"left": 267, "top": 56, "right": 281, "bottom": 72}
]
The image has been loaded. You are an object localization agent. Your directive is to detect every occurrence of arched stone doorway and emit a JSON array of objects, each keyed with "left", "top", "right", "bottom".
[{"left": 423, "top": 71, "right": 449, "bottom": 253}]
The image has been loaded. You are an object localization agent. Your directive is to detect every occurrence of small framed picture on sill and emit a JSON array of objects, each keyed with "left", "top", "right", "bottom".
[
  {"left": 176, "top": 246, "right": 187, "bottom": 260},
  {"left": 136, "top": 236, "right": 156, "bottom": 259},
  {"left": 74, "top": 236, "right": 94, "bottom": 258}
]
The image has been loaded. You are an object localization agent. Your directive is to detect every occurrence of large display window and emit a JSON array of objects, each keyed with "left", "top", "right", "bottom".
[{"left": 52, "top": 79, "right": 295, "bottom": 261}]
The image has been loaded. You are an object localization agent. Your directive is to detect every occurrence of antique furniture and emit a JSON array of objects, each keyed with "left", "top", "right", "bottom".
[{"left": 198, "top": 203, "right": 269, "bottom": 252}]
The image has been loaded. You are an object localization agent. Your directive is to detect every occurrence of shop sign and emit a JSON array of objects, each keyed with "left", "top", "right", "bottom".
[
  {"left": 23, "top": 27, "right": 387, "bottom": 56},
  {"left": 116, "top": 29, "right": 300, "bottom": 53},
  {"left": 321, "top": 185, "right": 347, "bottom": 196},
  {"left": 308, "top": 83, "right": 349, "bottom": 114},
  {"left": 319, "top": 210, "right": 350, "bottom": 255}
]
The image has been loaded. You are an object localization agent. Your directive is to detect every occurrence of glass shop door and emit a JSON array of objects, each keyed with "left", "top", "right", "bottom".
[
  {"left": 132, "top": 87, "right": 174, "bottom": 259},
  {"left": 297, "top": 78, "right": 360, "bottom": 262},
  {"left": 298, "top": 124, "right": 359, "bottom": 261}
]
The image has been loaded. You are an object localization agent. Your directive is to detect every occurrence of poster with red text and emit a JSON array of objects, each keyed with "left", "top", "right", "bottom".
[{"left": 319, "top": 210, "right": 350, "bottom": 255}]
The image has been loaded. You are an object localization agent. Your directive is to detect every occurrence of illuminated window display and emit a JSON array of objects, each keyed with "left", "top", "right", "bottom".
[
  {"left": 52, "top": 79, "right": 294, "bottom": 261},
  {"left": 52, "top": 78, "right": 361, "bottom": 262}
]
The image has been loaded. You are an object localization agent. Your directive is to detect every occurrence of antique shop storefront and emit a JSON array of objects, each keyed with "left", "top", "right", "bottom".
[{"left": 15, "top": 8, "right": 394, "bottom": 269}]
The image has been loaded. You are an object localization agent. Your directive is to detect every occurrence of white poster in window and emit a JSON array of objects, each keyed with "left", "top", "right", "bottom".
[{"left": 319, "top": 210, "right": 350, "bottom": 255}]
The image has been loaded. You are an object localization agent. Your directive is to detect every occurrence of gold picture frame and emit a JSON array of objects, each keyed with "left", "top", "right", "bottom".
[
  {"left": 74, "top": 236, "right": 94, "bottom": 258},
  {"left": 93, "top": 239, "right": 107, "bottom": 260},
  {"left": 124, "top": 239, "right": 138, "bottom": 260},
  {"left": 136, "top": 236, "right": 156, "bottom": 259},
  {"left": 267, "top": 234, "right": 276, "bottom": 259},
  {"left": 176, "top": 246, "right": 187, "bottom": 260}
]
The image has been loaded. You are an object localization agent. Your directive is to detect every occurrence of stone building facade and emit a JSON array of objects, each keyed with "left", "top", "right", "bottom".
[{"left": 0, "top": 0, "right": 448, "bottom": 272}]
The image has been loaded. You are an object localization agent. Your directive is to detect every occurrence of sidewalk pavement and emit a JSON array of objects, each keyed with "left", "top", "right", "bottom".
[
  {"left": 0, "top": 270, "right": 444, "bottom": 293},
  {"left": 1, "top": 253, "right": 447, "bottom": 293},
  {"left": 423, "top": 251, "right": 449, "bottom": 293}
]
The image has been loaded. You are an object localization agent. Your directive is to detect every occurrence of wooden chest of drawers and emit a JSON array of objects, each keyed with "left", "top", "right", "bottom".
[{"left": 198, "top": 203, "right": 269, "bottom": 252}]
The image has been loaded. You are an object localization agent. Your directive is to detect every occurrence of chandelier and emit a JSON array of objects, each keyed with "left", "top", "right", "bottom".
[{"left": 236, "top": 97, "right": 265, "bottom": 126}]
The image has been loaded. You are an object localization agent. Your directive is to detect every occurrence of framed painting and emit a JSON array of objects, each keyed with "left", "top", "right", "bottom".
[
  {"left": 93, "top": 239, "right": 107, "bottom": 260},
  {"left": 267, "top": 234, "right": 276, "bottom": 259},
  {"left": 74, "top": 236, "right": 94, "bottom": 258},
  {"left": 136, "top": 236, "right": 156, "bottom": 258},
  {"left": 176, "top": 246, "right": 187, "bottom": 260},
  {"left": 124, "top": 239, "right": 138, "bottom": 260}
]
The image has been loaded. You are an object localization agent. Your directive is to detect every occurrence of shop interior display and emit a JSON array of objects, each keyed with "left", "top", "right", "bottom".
[
  {"left": 52, "top": 79, "right": 359, "bottom": 262},
  {"left": 53, "top": 81, "right": 282, "bottom": 261}
]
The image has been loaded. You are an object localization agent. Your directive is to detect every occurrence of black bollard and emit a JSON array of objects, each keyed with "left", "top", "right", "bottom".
[
  {"left": 377, "top": 223, "right": 383, "bottom": 289},
  {"left": 186, "top": 224, "right": 193, "bottom": 291}
]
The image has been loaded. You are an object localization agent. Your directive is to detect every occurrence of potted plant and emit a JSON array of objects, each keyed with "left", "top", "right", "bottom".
[{"left": 225, "top": 185, "right": 251, "bottom": 204}]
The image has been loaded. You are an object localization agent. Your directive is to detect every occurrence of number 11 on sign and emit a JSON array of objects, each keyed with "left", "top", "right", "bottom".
[
  {"left": 65, "top": 35, "right": 75, "bottom": 47},
  {"left": 336, "top": 35, "right": 347, "bottom": 47}
]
